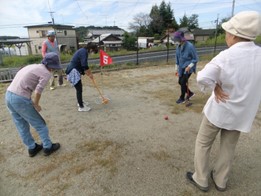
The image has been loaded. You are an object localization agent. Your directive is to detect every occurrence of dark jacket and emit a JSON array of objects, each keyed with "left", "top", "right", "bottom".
[{"left": 65, "top": 48, "right": 89, "bottom": 75}]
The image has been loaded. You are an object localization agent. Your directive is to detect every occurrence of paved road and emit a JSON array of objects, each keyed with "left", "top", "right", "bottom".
[{"left": 61, "top": 45, "right": 227, "bottom": 67}]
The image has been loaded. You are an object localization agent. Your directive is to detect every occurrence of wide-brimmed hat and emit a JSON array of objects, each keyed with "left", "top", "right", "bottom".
[
  {"left": 173, "top": 31, "right": 186, "bottom": 42},
  {"left": 47, "top": 30, "right": 56, "bottom": 37},
  {"left": 41, "top": 52, "right": 61, "bottom": 69},
  {"left": 222, "top": 11, "right": 261, "bottom": 40}
]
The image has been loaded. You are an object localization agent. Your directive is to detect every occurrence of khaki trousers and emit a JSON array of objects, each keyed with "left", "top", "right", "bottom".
[
  {"left": 192, "top": 115, "right": 240, "bottom": 188},
  {"left": 50, "top": 69, "right": 64, "bottom": 87}
]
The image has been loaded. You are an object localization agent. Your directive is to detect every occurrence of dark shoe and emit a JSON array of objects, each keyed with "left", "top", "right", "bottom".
[
  {"left": 176, "top": 98, "right": 185, "bottom": 104},
  {"left": 186, "top": 92, "right": 195, "bottom": 100},
  {"left": 28, "top": 143, "right": 43, "bottom": 157},
  {"left": 43, "top": 143, "right": 60, "bottom": 156},
  {"left": 186, "top": 172, "right": 209, "bottom": 192},
  {"left": 210, "top": 170, "right": 227, "bottom": 192}
]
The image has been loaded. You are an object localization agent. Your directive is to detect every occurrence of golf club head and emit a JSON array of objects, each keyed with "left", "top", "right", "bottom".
[{"left": 94, "top": 95, "right": 111, "bottom": 105}]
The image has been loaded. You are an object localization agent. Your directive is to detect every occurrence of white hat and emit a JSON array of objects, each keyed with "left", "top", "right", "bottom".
[
  {"left": 47, "top": 30, "right": 56, "bottom": 37},
  {"left": 222, "top": 11, "right": 261, "bottom": 40}
]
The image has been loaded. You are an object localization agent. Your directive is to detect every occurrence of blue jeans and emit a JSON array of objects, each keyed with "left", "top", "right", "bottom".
[{"left": 5, "top": 91, "right": 52, "bottom": 149}]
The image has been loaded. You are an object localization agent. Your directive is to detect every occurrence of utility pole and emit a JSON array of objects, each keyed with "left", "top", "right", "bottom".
[
  {"left": 136, "top": 38, "right": 139, "bottom": 65},
  {"left": 49, "top": 11, "right": 59, "bottom": 47},
  {"left": 49, "top": 11, "right": 55, "bottom": 25},
  {"left": 166, "top": 20, "right": 173, "bottom": 63},
  {"left": 213, "top": 14, "right": 219, "bottom": 57},
  {"left": 166, "top": 22, "right": 172, "bottom": 63},
  {"left": 231, "top": 0, "right": 235, "bottom": 17},
  {"left": 0, "top": 51, "right": 3, "bottom": 65},
  {"left": 48, "top": 0, "right": 58, "bottom": 45}
]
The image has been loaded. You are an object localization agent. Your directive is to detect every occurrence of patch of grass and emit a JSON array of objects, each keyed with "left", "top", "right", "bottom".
[
  {"left": 73, "top": 139, "right": 124, "bottom": 175},
  {"left": 0, "top": 83, "right": 8, "bottom": 96},
  {"left": 2, "top": 55, "right": 43, "bottom": 68},
  {"left": 148, "top": 88, "right": 210, "bottom": 114},
  {"left": 6, "top": 139, "right": 123, "bottom": 187},
  {"left": 150, "top": 150, "right": 171, "bottom": 161}
]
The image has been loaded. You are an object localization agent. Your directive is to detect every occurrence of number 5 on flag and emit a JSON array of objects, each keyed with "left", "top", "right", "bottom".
[{"left": 100, "top": 49, "right": 113, "bottom": 67}]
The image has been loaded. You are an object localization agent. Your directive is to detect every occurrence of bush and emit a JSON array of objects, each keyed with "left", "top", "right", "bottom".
[{"left": 2, "top": 55, "right": 42, "bottom": 68}]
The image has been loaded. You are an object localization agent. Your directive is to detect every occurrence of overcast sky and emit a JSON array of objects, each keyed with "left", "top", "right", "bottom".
[{"left": 0, "top": 0, "right": 260, "bottom": 38}]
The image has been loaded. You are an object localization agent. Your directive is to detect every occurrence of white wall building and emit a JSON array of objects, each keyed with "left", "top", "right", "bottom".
[{"left": 25, "top": 24, "right": 77, "bottom": 55}]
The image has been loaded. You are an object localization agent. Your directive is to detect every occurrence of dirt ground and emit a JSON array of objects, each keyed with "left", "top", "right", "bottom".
[{"left": 0, "top": 63, "right": 260, "bottom": 196}]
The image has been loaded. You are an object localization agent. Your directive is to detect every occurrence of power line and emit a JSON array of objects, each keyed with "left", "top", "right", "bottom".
[{"left": 74, "top": 0, "right": 89, "bottom": 22}]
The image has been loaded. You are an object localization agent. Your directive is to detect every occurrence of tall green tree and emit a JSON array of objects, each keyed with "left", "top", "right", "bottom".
[
  {"left": 188, "top": 14, "right": 199, "bottom": 29},
  {"left": 159, "top": 1, "right": 174, "bottom": 29},
  {"left": 122, "top": 32, "right": 137, "bottom": 50},
  {"left": 179, "top": 14, "right": 189, "bottom": 28},
  {"left": 179, "top": 14, "right": 199, "bottom": 30},
  {"left": 171, "top": 14, "right": 179, "bottom": 31},
  {"left": 149, "top": 1, "right": 178, "bottom": 35},
  {"left": 129, "top": 1, "right": 178, "bottom": 36},
  {"left": 149, "top": 5, "right": 163, "bottom": 35}
]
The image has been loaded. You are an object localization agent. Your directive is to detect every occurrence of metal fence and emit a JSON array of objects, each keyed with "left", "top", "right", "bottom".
[{"left": 0, "top": 68, "right": 20, "bottom": 83}]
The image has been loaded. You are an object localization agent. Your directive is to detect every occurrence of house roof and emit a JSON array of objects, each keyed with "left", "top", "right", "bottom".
[
  {"left": 24, "top": 24, "right": 74, "bottom": 29},
  {"left": 92, "top": 33, "right": 121, "bottom": 43},
  {"left": 88, "top": 29, "right": 125, "bottom": 36},
  {"left": 193, "top": 29, "right": 215, "bottom": 36},
  {"left": 0, "top": 39, "right": 31, "bottom": 46}
]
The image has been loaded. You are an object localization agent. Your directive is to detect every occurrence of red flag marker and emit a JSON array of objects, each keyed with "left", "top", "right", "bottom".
[{"left": 100, "top": 49, "right": 113, "bottom": 67}]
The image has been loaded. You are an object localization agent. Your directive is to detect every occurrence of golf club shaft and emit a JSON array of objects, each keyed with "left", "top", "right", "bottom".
[{"left": 92, "top": 78, "right": 106, "bottom": 100}]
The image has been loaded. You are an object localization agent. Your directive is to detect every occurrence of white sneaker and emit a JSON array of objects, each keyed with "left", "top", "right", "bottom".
[
  {"left": 77, "top": 101, "right": 89, "bottom": 107},
  {"left": 78, "top": 106, "right": 91, "bottom": 112},
  {"left": 50, "top": 87, "right": 55, "bottom": 90},
  {"left": 58, "top": 84, "right": 66, "bottom": 87}
]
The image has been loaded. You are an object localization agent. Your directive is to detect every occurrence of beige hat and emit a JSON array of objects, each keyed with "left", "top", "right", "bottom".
[{"left": 222, "top": 11, "right": 261, "bottom": 40}]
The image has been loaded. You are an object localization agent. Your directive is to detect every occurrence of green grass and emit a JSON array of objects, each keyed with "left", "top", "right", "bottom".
[{"left": 1, "top": 53, "right": 73, "bottom": 68}]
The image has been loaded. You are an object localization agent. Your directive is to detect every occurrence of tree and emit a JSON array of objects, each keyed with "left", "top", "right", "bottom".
[
  {"left": 149, "top": 1, "right": 178, "bottom": 35},
  {"left": 159, "top": 1, "right": 174, "bottom": 29},
  {"left": 129, "top": 0, "right": 178, "bottom": 36},
  {"left": 128, "top": 12, "right": 152, "bottom": 34},
  {"left": 122, "top": 32, "right": 137, "bottom": 51},
  {"left": 179, "top": 14, "right": 199, "bottom": 30},
  {"left": 171, "top": 15, "right": 179, "bottom": 31},
  {"left": 149, "top": 5, "right": 163, "bottom": 35},
  {"left": 188, "top": 14, "right": 199, "bottom": 29},
  {"left": 217, "top": 17, "right": 230, "bottom": 35},
  {"left": 75, "top": 26, "right": 88, "bottom": 42},
  {"left": 179, "top": 14, "right": 189, "bottom": 28}
]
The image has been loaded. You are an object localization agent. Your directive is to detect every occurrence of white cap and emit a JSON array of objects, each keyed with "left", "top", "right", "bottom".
[
  {"left": 47, "top": 30, "right": 56, "bottom": 37},
  {"left": 221, "top": 11, "right": 261, "bottom": 40}
]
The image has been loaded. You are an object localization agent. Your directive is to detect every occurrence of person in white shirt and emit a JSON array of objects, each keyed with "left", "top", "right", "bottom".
[{"left": 186, "top": 11, "right": 261, "bottom": 192}]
